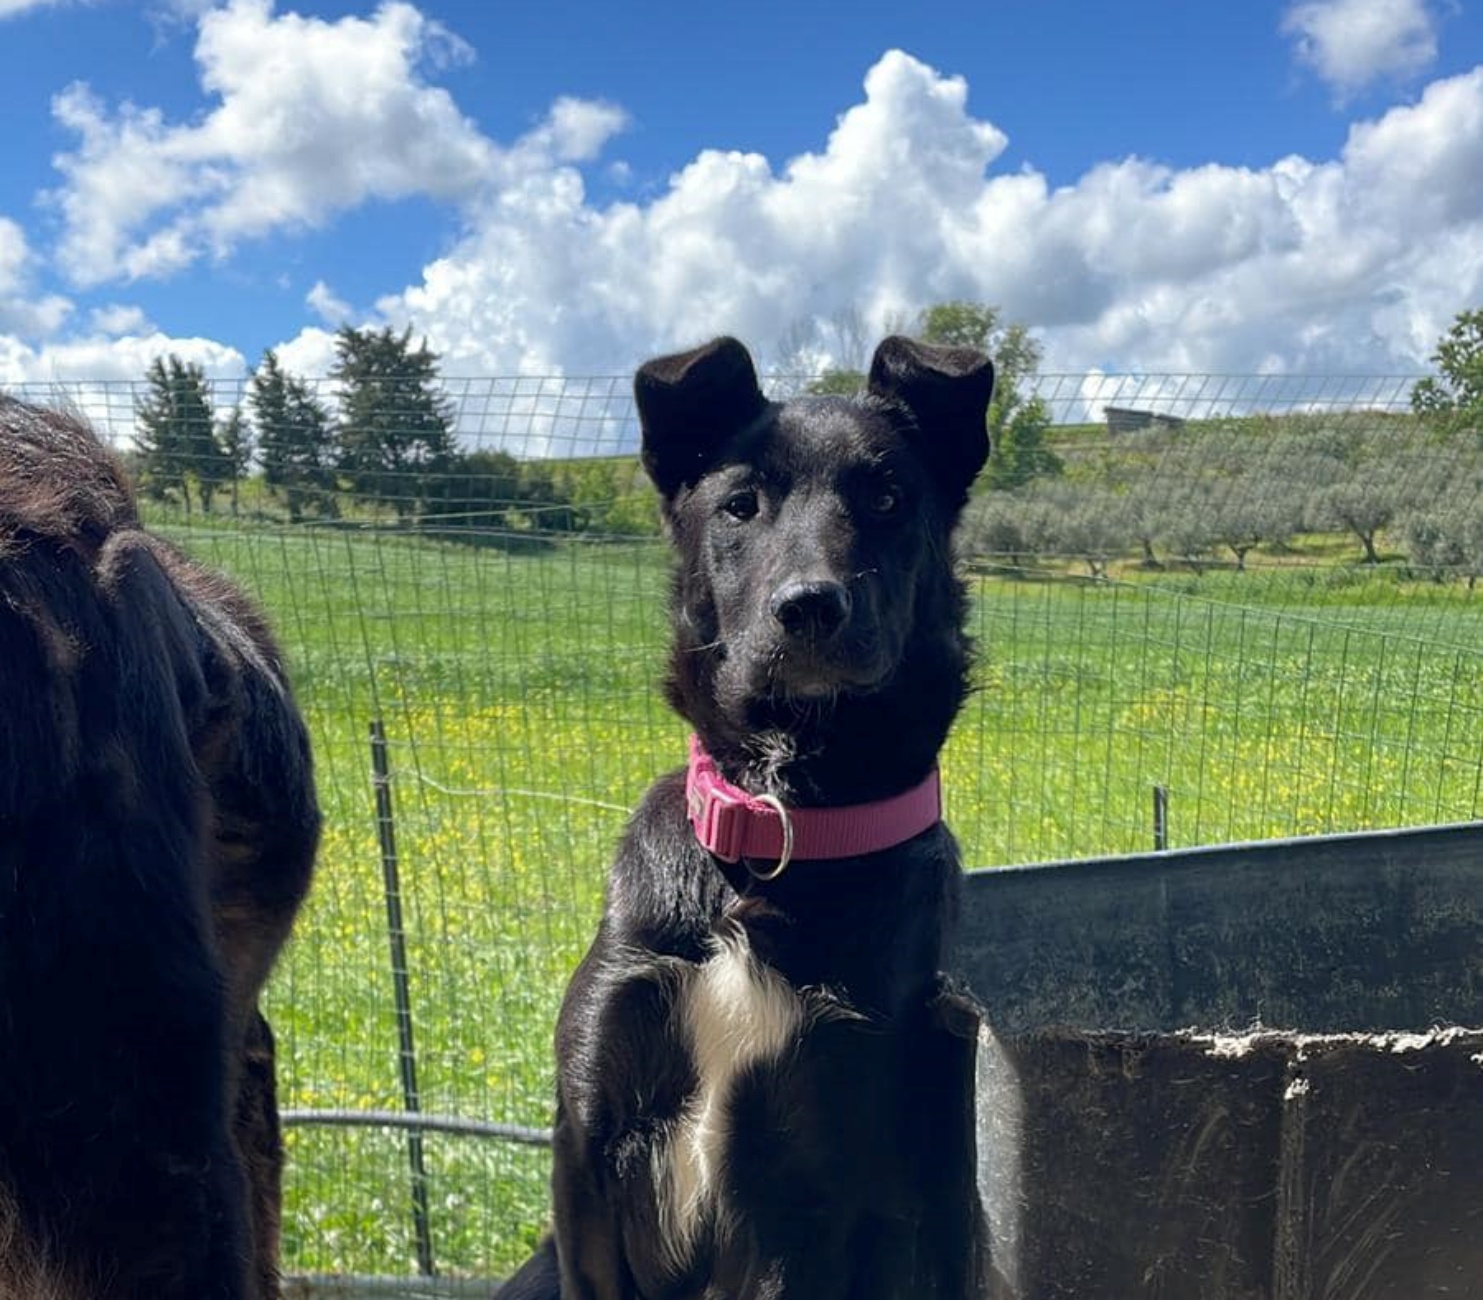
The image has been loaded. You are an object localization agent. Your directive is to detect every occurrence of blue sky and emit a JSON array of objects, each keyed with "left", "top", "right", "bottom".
[{"left": 1, "top": 0, "right": 1481, "bottom": 389}]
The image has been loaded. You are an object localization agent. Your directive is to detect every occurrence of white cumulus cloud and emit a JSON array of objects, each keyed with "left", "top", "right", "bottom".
[
  {"left": 0, "top": 331, "right": 247, "bottom": 444},
  {"left": 339, "top": 50, "right": 1483, "bottom": 382},
  {"left": 87, "top": 303, "right": 153, "bottom": 336},
  {"left": 371, "top": 50, "right": 1013, "bottom": 376},
  {"left": 0, "top": 216, "right": 72, "bottom": 338},
  {"left": 48, "top": 0, "right": 510, "bottom": 285},
  {"left": 8, "top": 33, "right": 1483, "bottom": 400},
  {"left": 306, "top": 280, "right": 352, "bottom": 326},
  {"left": 1283, "top": 0, "right": 1439, "bottom": 101},
  {"left": 0, "top": 0, "right": 71, "bottom": 16},
  {"left": 0, "top": 218, "right": 30, "bottom": 293}
]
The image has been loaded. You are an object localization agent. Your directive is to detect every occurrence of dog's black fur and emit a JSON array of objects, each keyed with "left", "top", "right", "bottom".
[
  {"left": 499, "top": 335, "right": 994, "bottom": 1300},
  {"left": 0, "top": 398, "right": 320, "bottom": 1299}
]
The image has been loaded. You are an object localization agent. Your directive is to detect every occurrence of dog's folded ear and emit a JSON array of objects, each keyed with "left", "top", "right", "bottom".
[
  {"left": 635, "top": 337, "right": 770, "bottom": 500},
  {"left": 867, "top": 336, "right": 995, "bottom": 509}
]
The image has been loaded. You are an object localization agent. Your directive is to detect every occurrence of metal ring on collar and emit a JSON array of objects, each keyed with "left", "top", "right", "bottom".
[{"left": 746, "top": 794, "right": 795, "bottom": 881}]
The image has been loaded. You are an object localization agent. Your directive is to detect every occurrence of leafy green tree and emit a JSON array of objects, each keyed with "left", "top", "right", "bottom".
[
  {"left": 602, "top": 469, "right": 663, "bottom": 536},
  {"left": 795, "top": 303, "right": 1062, "bottom": 492},
  {"left": 916, "top": 302, "right": 1004, "bottom": 354},
  {"left": 546, "top": 458, "right": 661, "bottom": 537},
  {"left": 134, "top": 355, "right": 232, "bottom": 515},
  {"left": 512, "top": 461, "right": 580, "bottom": 532},
  {"left": 216, "top": 406, "right": 252, "bottom": 516},
  {"left": 1402, "top": 467, "right": 1483, "bottom": 587},
  {"left": 805, "top": 369, "right": 867, "bottom": 396},
  {"left": 1032, "top": 483, "right": 1131, "bottom": 579},
  {"left": 332, "top": 326, "right": 457, "bottom": 520},
  {"left": 964, "top": 482, "right": 1130, "bottom": 578},
  {"left": 250, "top": 350, "right": 338, "bottom": 521},
  {"left": 1305, "top": 465, "right": 1399, "bottom": 564},
  {"left": 1405, "top": 511, "right": 1469, "bottom": 583},
  {"left": 917, "top": 302, "right": 1063, "bottom": 490},
  {"left": 1080, "top": 424, "right": 1188, "bottom": 569},
  {"left": 1208, "top": 481, "right": 1302, "bottom": 571},
  {"left": 960, "top": 491, "right": 1034, "bottom": 568},
  {"left": 1157, "top": 481, "right": 1221, "bottom": 575},
  {"left": 1192, "top": 438, "right": 1309, "bottom": 571},
  {"left": 424, "top": 449, "right": 523, "bottom": 534},
  {"left": 1412, "top": 308, "right": 1483, "bottom": 429},
  {"left": 1123, "top": 475, "right": 1173, "bottom": 569}
]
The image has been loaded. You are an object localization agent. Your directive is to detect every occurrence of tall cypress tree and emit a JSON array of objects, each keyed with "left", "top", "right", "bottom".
[
  {"left": 332, "top": 326, "right": 457, "bottom": 521},
  {"left": 251, "top": 349, "right": 338, "bottom": 521},
  {"left": 135, "top": 355, "right": 232, "bottom": 515},
  {"left": 216, "top": 405, "right": 252, "bottom": 517}
]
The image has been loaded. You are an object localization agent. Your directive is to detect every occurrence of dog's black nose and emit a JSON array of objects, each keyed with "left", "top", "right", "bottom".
[{"left": 770, "top": 580, "right": 851, "bottom": 640}]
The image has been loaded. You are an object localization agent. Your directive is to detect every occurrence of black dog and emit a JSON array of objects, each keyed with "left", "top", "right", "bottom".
[
  {"left": 0, "top": 398, "right": 320, "bottom": 1299},
  {"left": 499, "top": 335, "right": 994, "bottom": 1299}
]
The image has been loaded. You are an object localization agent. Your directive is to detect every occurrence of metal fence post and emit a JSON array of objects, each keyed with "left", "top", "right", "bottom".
[{"left": 369, "top": 719, "right": 436, "bottom": 1277}]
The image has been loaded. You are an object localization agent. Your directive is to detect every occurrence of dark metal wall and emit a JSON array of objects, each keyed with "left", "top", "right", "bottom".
[{"left": 956, "top": 823, "right": 1483, "bottom": 1300}]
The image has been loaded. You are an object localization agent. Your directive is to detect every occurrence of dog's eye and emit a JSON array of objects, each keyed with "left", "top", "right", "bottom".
[
  {"left": 869, "top": 485, "right": 902, "bottom": 516},
  {"left": 723, "top": 490, "right": 759, "bottom": 521}
]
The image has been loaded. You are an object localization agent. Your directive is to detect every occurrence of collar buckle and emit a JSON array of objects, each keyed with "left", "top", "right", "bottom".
[{"left": 687, "top": 777, "right": 749, "bottom": 863}]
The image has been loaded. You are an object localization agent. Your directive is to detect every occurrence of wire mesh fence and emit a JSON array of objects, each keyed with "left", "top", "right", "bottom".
[
  {"left": 7, "top": 370, "right": 1482, "bottom": 1285},
  {"left": 14, "top": 368, "right": 1429, "bottom": 450}
]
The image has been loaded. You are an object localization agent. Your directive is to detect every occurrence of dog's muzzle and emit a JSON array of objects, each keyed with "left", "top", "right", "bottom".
[{"left": 769, "top": 580, "right": 851, "bottom": 642}]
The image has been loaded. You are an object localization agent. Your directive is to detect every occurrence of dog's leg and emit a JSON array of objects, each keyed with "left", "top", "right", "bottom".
[
  {"left": 491, "top": 1235, "right": 560, "bottom": 1299},
  {"left": 538, "top": 948, "right": 694, "bottom": 1300},
  {"left": 918, "top": 983, "right": 992, "bottom": 1300},
  {"left": 548, "top": 1122, "right": 636, "bottom": 1300},
  {"left": 235, "top": 1011, "right": 284, "bottom": 1300}
]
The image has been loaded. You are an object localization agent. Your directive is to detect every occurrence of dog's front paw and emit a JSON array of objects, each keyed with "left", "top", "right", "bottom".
[{"left": 928, "top": 974, "right": 985, "bottom": 1039}]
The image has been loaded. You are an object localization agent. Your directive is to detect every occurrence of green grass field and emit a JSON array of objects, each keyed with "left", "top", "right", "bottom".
[{"left": 160, "top": 519, "right": 1483, "bottom": 1279}]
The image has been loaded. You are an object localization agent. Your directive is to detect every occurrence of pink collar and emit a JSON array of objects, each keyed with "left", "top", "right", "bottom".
[{"left": 685, "top": 735, "right": 942, "bottom": 878}]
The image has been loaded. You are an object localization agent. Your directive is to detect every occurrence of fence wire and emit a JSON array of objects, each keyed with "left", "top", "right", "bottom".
[
  {"left": 6, "top": 372, "right": 1482, "bottom": 1283},
  {"left": 7, "top": 368, "right": 1428, "bottom": 445}
]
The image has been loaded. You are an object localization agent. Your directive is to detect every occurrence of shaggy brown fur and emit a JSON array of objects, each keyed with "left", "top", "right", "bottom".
[{"left": 0, "top": 397, "right": 320, "bottom": 1299}]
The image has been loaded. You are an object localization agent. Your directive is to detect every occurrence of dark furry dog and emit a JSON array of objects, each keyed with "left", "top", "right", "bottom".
[
  {"left": 500, "top": 335, "right": 994, "bottom": 1298},
  {"left": 0, "top": 398, "right": 320, "bottom": 1299}
]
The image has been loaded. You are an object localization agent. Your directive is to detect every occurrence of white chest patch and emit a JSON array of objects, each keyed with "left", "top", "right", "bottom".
[{"left": 655, "top": 929, "right": 806, "bottom": 1270}]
